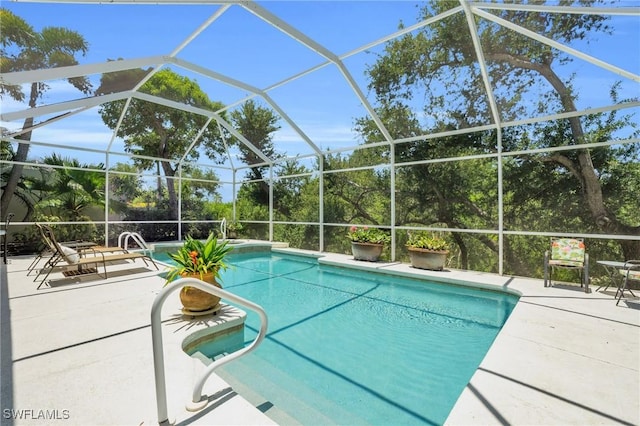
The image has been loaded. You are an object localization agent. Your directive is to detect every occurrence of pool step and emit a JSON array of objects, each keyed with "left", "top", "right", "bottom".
[
  {"left": 218, "top": 355, "right": 367, "bottom": 425},
  {"left": 212, "top": 351, "right": 228, "bottom": 361}
]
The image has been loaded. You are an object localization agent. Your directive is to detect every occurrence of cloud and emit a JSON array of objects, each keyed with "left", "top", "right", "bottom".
[
  {"left": 31, "top": 125, "right": 114, "bottom": 146},
  {"left": 273, "top": 122, "right": 360, "bottom": 152}
]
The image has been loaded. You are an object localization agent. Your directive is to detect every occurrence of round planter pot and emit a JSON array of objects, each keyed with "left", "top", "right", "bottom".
[
  {"left": 351, "top": 242, "right": 384, "bottom": 262},
  {"left": 179, "top": 271, "right": 221, "bottom": 312},
  {"left": 407, "top": 247, "right": 449, "bottom": 271}
]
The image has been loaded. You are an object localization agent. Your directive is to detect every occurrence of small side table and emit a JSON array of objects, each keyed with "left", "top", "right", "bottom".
[{"left": 596, "top": 260, "right": 627, "bottom": 295}]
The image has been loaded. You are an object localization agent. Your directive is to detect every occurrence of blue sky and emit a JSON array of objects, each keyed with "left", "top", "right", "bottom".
[
  {"left": 2, "top": 1, "right": 639, "bottom": 201},
  {"left": 2, "top": 2, "right": 422, "bottom": 157}
]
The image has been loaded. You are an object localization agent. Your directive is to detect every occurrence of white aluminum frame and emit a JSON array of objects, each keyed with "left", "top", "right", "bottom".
[{"left": 1, "top": 0, "right": 638, "bottom": 275}]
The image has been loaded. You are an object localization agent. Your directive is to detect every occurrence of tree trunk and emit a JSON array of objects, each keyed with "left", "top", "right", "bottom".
[
  {"left": 161, "top": 161, "right": 178, "bottom": 220},
  {"left": 1, "top": 83, "right": 38, "bottom": 221},
  {"left": 538, "top": 65, "right": 639, "bottom": 258},
  {"left": 486, "top": 54, "right": 640, "bottom": 258}
]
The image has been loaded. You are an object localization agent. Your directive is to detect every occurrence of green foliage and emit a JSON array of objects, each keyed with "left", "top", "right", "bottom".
[
  {"left": 165, "top": 233, "right": 233, "bottom": 282},
  {"left": 323, "top": 152, "right": 391, "bottom": 227},
  {"left": 17, "top": 217, "right": 102, "bottom": 254},
  {"left": 226, "top": 221, "right": 243, "bottom": 233},
  {"left": 96, "top": 68, "right": 226, "bottom": 219},
  {"left": 109, "top": 163, "right": 143, "bottom": 204},
  {"left": 347, "top": 226, "right": 390, "bottom": 245},
  {"left": 406, "top": 232, "right": 448, "bottom": 251},
  {"left": 357, "top": 0, "right": 639, "bottom": 267},
  {"left": 230, "top": 100, "right": 282, "bottom": 205},
  {"left": 0, "top": 8, "right": 92, "bottom": 98},
  {"left": 0, "top": 7, "right": 92, "bottom": 221}
]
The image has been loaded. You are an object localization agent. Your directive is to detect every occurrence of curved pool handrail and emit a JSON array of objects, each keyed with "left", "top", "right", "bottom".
[
  {"left": 220, "top": 217, "right": 227, "bottom": 240},
  {"left": 117, "top": 231, "right": 151, "bottom": 255},
  {"left": 150, "top": 277, "right": 268, "bottom": 424}
]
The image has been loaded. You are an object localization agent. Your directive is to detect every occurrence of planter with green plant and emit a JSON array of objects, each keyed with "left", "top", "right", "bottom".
[
  {"left": 226, "top": 221, "right": 243, "bottom": 239},
  {"left": 166, "top": 232, "right": 233, "bottom": 313},
  {"left": 406, "top": 231, "right": 449, "bottom": 271},
  {"left": 347, "top": 226, "right": 390, "bottom": 262}
]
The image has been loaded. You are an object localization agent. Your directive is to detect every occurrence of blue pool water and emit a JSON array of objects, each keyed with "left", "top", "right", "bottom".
[{"left": 162, "top": 250, "right": 518, "bottom": 425}]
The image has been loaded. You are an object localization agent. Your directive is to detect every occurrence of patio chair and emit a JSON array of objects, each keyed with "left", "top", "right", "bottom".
[
  {"left": 36, "top": 225, "right": 158, "bottom": 289},
  {"left": 616, "top": 260, "right": 640, "bottom": 306},
  {"left": 28, "top": 223, "right": 103, "bottom": 275},
  {"left": 543, "top": 237, "right": 590, "bottom": 293},
  {"left": 29, "top": 223, "right": 131, "bottom": 276}
]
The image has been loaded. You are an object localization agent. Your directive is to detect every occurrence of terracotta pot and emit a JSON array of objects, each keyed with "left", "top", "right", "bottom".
[
  {"left": 179, "top": 271, "right": 221, "bottom": 312},
  {"left": 351, "top": 241, "right": 384, "bottom": 262},
  {"left": 407, "top": 247, "right": 449, "bottom": 271}
]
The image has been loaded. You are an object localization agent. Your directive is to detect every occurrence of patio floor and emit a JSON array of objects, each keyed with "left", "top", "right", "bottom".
[{"left": 1, "top": 249, "right": 639, "bottom": 425}]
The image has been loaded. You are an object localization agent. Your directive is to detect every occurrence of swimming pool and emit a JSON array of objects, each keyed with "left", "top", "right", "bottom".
[{"left": 160, "top": 249, "right": 518, "bottom": 425}]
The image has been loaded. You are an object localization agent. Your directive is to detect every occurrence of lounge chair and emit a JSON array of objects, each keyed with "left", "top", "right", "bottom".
[
  {"left": 28, "top": 223, "right": 105, "bottom": 275},
  {"left": 617, "top": 260, "right": 640, "bottom": 306},
  {"left": 543, "top": 237, "right": 590, "bottom": 293},
  {"left": 30, "top": 223, "right": 131, "bottom": 276},
  {"left": 36, "top": 225, "right": 158, "bottom": 289}
]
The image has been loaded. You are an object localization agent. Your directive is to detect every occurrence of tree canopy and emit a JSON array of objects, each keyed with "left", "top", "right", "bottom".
[
  {"left": 0, "top": 7, "right": 91, "bottom": 221},
  {"left": 96, "top": 67, "right": 226, "bottom": 219},
  {"left": 361, "top": 0, "right": 639, "bottom": 264}
]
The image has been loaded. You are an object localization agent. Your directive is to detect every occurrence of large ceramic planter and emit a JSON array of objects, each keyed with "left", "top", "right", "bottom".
[
  {"left": 407, "top": 247, "right": 449, "bottom": 271},
  {"left": 351, "top": 242, "right": 384, "bottom": 262},
  {"left": 179, "top": 271, "right": 221, "bottom": 312}
]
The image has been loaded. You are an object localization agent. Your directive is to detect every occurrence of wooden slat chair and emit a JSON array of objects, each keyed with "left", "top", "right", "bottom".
[
  {"left": 616, "top": 260, "right": 640, "bottom": 306},
  {"left": 543, "top": 237, "right": 590, "bottom": 293},
  {"left": 36, "top": 225, "right": 158, "bottom": 289}
]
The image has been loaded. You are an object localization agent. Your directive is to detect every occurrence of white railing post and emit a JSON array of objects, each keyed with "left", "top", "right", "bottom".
[{"left": 150, "top": 278, "right": 268, "bottom": 424}]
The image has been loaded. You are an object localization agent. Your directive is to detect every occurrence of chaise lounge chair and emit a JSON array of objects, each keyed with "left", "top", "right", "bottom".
[
  {"left": 36, "top": 225, "right": 158, "bottom": 289},
  {"left": 30, "top": 223, "right": 133, "bottom": 277},
  {"left": 28, "top": 223, "right": 106, "bottom": 275},
  {"left": 543, "top": 237, "right": 590, "bottom": 293}
]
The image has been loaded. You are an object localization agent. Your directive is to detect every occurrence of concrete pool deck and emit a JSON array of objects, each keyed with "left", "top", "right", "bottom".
[{"left": 1, "top": 249, "right": 639, "bottom": 425}]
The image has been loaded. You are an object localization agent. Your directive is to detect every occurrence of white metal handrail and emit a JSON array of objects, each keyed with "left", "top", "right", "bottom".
[
  {"left": 117, "top": 231, "right": 151, "bottom": 255},
  {"left": 220, "top": 217, "right": 227, "bottom": 240},
  {"left": 150, "top": 277, "right": 268, "bottom": 424}
]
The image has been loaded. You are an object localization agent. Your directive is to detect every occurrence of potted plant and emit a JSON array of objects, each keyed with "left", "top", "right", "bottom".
[
  {"left": 406, "top": 231, "right": 449, "bottom": 271},
  {"left": 166, "top": 232, "right": 233, "bottom": 313},
  {"left": 347, "top": 226, "right": 390, "bottom": 262},
  {"left": 226, "top": 221, "right": 243, "bottom": 239}
]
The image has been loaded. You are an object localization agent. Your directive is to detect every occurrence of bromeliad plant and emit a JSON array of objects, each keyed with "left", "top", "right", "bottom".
[
  {"left": 165, "top": 232, "right": 233, "bottom": 282},
  {"left": 347, "top": 226, "right": 391, "bottom": 245},
  {"left": 406, "top": 231, "right": 448, "bottom": 251}
]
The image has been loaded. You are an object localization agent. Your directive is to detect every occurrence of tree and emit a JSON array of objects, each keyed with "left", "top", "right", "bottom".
[
  {"left": 230, "top": 99, "right": 281, "bottom": 206},
  {"left": 37, "top": 154, "right": 106, "bottom": 221},
  {"left": 96, "top": 68, "right": 226, "bottom": 220},
  {"left": 109, "top": 163, "right": 143, "bottom": 212},
  {"left": 0, "top": 8, "right": 91, "bottom": 220},
  {"left": 365, "top": 0, "right": 639, "bottom": 259},
  {"left": 181, "top": 167, "right": 221, "bottom": 201}
]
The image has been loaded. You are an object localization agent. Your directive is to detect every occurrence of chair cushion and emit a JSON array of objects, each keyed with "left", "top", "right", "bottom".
[
  {"left": 619, "top": 269, "right": 640, "bottom": 280},
  {"left": 60, "top": 245, "right": 80, "bottom": 264},
  {"left": 550, "top": 238, "right": 585, "bottom": 263},
  {"left": 549, "top": 259, "right": 583, "bottom": 267}
]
